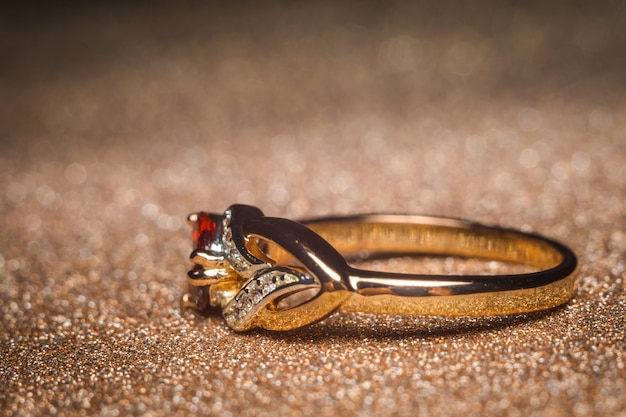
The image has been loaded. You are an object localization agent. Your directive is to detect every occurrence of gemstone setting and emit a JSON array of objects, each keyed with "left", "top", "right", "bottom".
[{"left": 187, "top": 206, "right": 320, "bottom": 329}]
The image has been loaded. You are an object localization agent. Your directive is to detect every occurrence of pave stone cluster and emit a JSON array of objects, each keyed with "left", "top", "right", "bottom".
[
  {"left": 221, "top": 209, "right": 258, "bottom": 274},
  {"left": 223, "top": 268, "right": 315, "bottom": 330}
]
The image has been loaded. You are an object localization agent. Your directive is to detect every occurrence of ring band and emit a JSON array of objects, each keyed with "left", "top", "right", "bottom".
[{"left": 183, "top": 204, "right": 578, "bottom": 331}]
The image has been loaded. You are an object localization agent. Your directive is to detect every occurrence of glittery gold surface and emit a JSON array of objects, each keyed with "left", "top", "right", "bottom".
[{"left": 1, "top": 2, "right": 625, "bottom": 416}]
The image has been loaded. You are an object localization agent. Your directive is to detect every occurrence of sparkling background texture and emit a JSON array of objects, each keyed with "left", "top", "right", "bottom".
[{"left": 1, "top": 2, "right": 625, "bottom": 416}]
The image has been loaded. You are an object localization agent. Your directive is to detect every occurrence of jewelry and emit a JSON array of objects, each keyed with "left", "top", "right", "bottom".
[{"left": 183, "top": 204, "right": 578, "bottom": 331}]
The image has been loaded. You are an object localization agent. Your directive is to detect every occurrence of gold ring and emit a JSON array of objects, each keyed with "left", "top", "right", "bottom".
[{"left": 183, "top": 204, "right": 578, "bottom": 331}]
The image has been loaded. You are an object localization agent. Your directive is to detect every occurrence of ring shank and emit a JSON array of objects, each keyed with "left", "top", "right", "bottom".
[
  {"left": 188, "top": 206, "right": 580, "bottom": 329},
  {"left": 296, "top": 215, "right": 578, "bottom": 317}
]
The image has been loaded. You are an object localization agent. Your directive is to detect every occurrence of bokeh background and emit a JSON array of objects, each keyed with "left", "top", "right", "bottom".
[{"left": 1, "top": 2, "right": 625, "bottom": 416}]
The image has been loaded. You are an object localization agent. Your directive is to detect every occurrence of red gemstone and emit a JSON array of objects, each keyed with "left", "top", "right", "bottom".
[{"left": 192, "top": 212, "right": 221, "bottom": 250}]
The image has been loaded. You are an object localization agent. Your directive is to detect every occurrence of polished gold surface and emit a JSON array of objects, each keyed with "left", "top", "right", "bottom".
[{"left": 1, "top": 2, "right": 625, "bottom": 416}]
